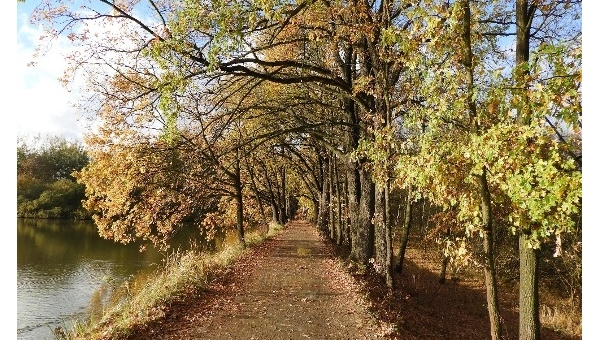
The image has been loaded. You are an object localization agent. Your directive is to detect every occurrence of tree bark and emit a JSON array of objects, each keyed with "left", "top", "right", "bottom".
[
  {"left": 348, "top": 160, "right": 361, "bottom": 260},
  {"left": 272, "top": 205, "right": 281, "bottom": 225},
  {"left": 384, "top": 181, "right": 393, "bottom": 288},
  {"left": 317, "top": 156, "right": 330, "bottom": 235},
  {"left": 280, "top": 167, "right": 288, "bottom": 224},
  {"left": 329, "top": 154, "right": 336, "bottom": 241},
  {"left": 372, "top": 181, "right": 393, "bottom": 287},
  {"left": 516, "top": 1, "right": 540, "bottom": 338},
  {"left": 460, "top": 1, "right": 502, "bottom": 338},
  {"left": 395, "top": 186, "right": 413, "bottom": 274},
  {"left": 334, "top": 156, "right": 344, "bottom": 245},
  {"left": 519, "top": 231, "right": 540, "bottom": 340},
  {"left": 341, "top": 165, "right": 351, "bottom": 246},
  {"left": 354, "top": 166, "right": 374, "bottom": 265},
  {"left": 479, "top": 170, "right": 502, "bottom": 340},
  {"left": 233, "top": 162, "right": 245, "bottom": 247},
  {"left": 374, "top": 184, "right": 386, "bottom": 275}
]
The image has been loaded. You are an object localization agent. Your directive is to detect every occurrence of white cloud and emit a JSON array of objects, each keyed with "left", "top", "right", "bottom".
[
  {"left": 17, "top": 13, "right": 84, "bottom": 141},
  {"left": 16, "top": 2, "right": 164, "bottom": 143}
]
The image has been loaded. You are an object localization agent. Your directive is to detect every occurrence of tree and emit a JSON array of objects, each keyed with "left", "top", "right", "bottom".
[
  {"left": 17, "top": 135, "right": 90, "bottom": 219},
  {"left": 510, "top": 1, "right": 582, "bottom": 339}
]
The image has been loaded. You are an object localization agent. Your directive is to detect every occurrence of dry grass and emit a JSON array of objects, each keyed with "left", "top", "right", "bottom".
[
  {"left": 540, "top": 303, "right": 582, "bottom": 337},
  {"left": 60, "top": 226, "right": 283, "bottom": 340},
  {"left": 332, "top": 232, "right": 582, "bottom": 340},
  {"left": 296, "top": 247, "right": 312, "bottom": 256}
]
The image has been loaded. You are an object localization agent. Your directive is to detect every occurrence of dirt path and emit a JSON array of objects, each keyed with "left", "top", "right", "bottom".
[
  {"left": 129, "top": 221, "right": 391, "bottom": 340},
  {"left": 127, "top": 220, "right": 579, "bottom": 340}
]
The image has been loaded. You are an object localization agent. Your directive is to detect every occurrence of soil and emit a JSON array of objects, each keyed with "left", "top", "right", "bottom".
[{"left": 126, "top": 221, "right": 580, "bottom": 340}]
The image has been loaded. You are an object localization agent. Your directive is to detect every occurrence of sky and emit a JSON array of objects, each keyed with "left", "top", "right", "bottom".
[
  {"left": 8, "top": 0, "right": 600, "bottom": 338},
  {"left": 16, "top": 0, "right": 87, "bottom": 142}
]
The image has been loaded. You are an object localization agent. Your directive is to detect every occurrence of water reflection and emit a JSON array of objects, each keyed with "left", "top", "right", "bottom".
[{"left": 16, "top": 218, "right": 234, "bottom": 340}]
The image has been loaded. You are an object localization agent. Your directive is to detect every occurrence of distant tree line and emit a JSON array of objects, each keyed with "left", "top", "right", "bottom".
[{"left": 17, "top": 135, "right": 90, "bottom": 219}]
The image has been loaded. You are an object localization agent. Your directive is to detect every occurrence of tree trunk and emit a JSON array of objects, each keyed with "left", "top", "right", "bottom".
[
  {"left": 261, "top": 161, "right": 282, "bottom": 226},
  {"left": 460, "top": 1, "right": 502, "bottom": 338},
  {"left": 520, "top": 228, "right": 540, "bottom": 340},
  {"left": 516, "top": 1, "right": 540, "bottom": 338},
  {"left": 311, "top": 200, "right": 319, "bottom": 225},
  {"left": 334, "top": 156, "right": 344, "bottom": 245},
  {"left": 272, "top": 205, "right": 281, "bottom": 225},
  {"left": 317, "top": 157, "right": 330, "bottom": 235},
  {"left": 341, "top": 166, "right": 351, "bottom": 246},
  {"left": 329, "top": 155, "right": 336, "bottom": 241},
  {"left": 246, "top": 161, "right": 269, "bottom": 233},
  {"left": 373, "top": 181, "right": 393, "bottom": 287},
  {"left": 420, "top": 198, "right": 426, "bottom": 233},
  {"left": 384, "top": 181, "right": 393, "bottom": 288},
  {"left": 234, "top": 164, "right": 245, "bottom": 247},
  {"left": 347, "top": 160, "right": 361, "bottom": 260},
  {"left": 276, "top": 167, "right": 287, "bottom": 225},
  {"left": 280, "top": 167, "right": 288, "bottom": 224},
  {"left": 374, "top": 184, "right": 386, "bottom": 275},
  {"left": 395, "top": 186, "right": 413, "bottom": 274},
  {"left": 479, "top": 171, "right": 502, "bottom": 340},
  {"left": 354, "top": 166, "right": 374, "bottom": 265},
  {"left": 439, "top": 226, "right": 451, "bottom": 284}
]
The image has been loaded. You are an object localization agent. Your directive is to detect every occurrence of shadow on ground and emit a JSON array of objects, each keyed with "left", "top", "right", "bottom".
[{"left": 328, "top": 241, "right": 580, "bottom": 340}]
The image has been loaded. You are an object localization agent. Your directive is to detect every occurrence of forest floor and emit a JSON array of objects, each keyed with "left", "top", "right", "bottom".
[{"left": 125, "top": 220, "right": 580, "bottom": 340}]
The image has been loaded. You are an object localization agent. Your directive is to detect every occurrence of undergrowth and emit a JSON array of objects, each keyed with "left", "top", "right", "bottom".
[{"left": 540, "top": 303, "right": 582, "bottom": 337}]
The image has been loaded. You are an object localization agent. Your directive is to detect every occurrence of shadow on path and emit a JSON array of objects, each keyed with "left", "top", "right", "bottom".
[{"left": 128, "top": 221, "right": 386, "bottom": 340}]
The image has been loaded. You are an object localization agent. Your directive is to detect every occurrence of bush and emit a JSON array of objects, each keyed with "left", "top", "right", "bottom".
[{"left": 17, "top": 179, "right": 89, "bottom": 219}]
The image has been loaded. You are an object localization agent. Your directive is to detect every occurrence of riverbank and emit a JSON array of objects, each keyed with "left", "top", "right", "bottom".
[{"left": 57, "top": 223, "right": 284, "bottom": 340}]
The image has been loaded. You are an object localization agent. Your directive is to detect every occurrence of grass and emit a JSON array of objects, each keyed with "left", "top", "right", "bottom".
[
  {"left": 393, "top": 236, "right": 582, "bottom": 339},
  {"left": 59, "top": 223, "right": 284, "bottom": 340},
  {"left": 296, "top": 247, "right": 312, "bottom": 256},
  {"left": 540, "top": 303, "right": 582, "bottom": 337}
]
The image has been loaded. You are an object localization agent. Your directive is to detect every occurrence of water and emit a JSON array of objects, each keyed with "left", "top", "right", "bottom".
[{"left": 16, "top": 218, "right": 232, "bottom": 340}]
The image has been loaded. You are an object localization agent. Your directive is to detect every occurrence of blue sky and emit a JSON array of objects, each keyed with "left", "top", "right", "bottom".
[{"left": 16, "top": 0, "right": 87, "bottom": 142}]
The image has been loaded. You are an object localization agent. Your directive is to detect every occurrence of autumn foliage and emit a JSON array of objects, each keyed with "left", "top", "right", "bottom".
[{"left": 29, "top": 0, "right": 582, "bottom": 339}]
